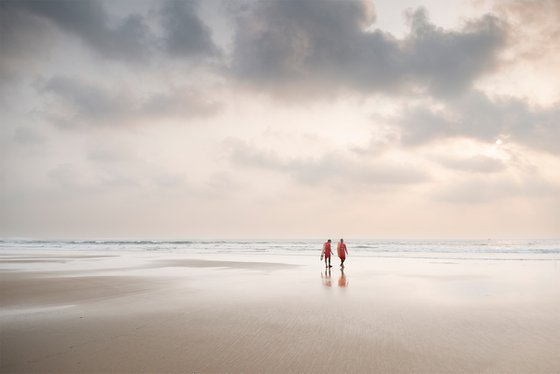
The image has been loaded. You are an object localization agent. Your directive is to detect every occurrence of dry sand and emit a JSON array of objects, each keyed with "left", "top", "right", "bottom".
[{"left": 1, "top": 250, "right": 560, "bottom": 373}]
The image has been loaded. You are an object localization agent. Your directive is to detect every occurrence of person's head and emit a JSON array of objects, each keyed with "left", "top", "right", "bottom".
[
  {"left": 340, "top": 238, "right": 344, "bottom": 243},
  {"left": 327, "top": 239, "right": 331, "bottom": 243}
]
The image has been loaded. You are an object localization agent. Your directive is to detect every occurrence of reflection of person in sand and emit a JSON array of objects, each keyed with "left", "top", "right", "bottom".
[
  {"left": 337, "top": 238, "right": 348, "bottom": 268},
  {"left": 321, "top": 268, "right": 332, "bottom": 287},
  {"left": 338, "top": 269, "right": 348, "bottom": 288}
]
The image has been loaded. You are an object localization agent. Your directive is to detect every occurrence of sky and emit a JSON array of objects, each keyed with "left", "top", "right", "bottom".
[{"left": 1, "top": 0, "right": 559, "bottom": 240}]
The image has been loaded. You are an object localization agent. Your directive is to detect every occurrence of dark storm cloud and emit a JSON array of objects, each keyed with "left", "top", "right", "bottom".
[
  {"left": 7, "top": 0, "right": 153, "bottom": 62},
  {"left": 396, "top": 90, "right": 560, "bottom": 154},
  {"left": 231, "top": 0, "right": 400, "bottom": 93},
  {"left": 229, "top": 140, "right": 428, "bottom": 186},
  {"left": 230, "top": 1, "right": 505, "bottom": 96},
  {"left": 2, "top": 0, "right": 219, "bottom": 64},
  {"left": 0, "top": 4, "right": 53, "bottom": 93},
  {"left": 42, "top": 76, "right": 220, "bottom": 126},
  {"left": 2, "top": 0, "right": 505, "bottom": 97},
  {"left": 160, "top": 0, "right": 220, "bottom": 58},
  {"left": 402, "top": 8, "right": 504, "bottom": 96}
]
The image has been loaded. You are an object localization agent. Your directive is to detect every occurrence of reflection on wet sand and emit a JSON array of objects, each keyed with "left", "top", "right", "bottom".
[
  {"left": 338, "top": 269, "right": 348, "bottom": 288},
  {"left": 321, "top": 268, "right": 332, "bottom": 287},
  {"left": 321, "top": 268, "right": 348, "bottom": 288}
]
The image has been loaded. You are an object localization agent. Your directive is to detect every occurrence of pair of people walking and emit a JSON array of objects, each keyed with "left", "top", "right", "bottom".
[{"left": 321, "top": 239, "right": 348, "bottom": 268}]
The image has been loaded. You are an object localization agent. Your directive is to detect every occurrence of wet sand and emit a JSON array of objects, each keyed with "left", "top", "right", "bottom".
[{"left": 1, "top": 250, "right": 560, "bottom": 373}]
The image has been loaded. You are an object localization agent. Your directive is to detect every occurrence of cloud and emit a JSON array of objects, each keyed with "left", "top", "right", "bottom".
[
  {"left": 228, "top": 140, "right": 428, "bottom": 187},
  {"left": 2, "top": 0, "right": 508, "bottom": 102},
  {"left": 395, "top": 90, "right": 560, "bottom": 154},
  {"left": 141, "top": 90, "right": 221, "bottom": 119},
  {"left": 159, "top": 0, "right": 220, "bottom": 58},
  {"left": 8, "top": 0, "right": 153, "bottom": 62},
  {"left": 230, "top": 1, "right": 505, "bottom": 97},
  {"left": 41, "top": 75, "right": 221, "bottom": 126},
  {"left": 200, "top": 172, "right": 242, "bottom": 199},
  {"left": 43, "top": 76, "right": 131, "bottom": 123},
  {"left": 0, "top": 4, "right": 54, "bottom": 94},
  {"left": 434, "top": 175, "right": 560, "bottom": 204},
  {"left": 47, "top": 162, "right": 140, "bottom": 191},
  {"left": 491, "top": 0, "right": 560, "bottom": 62},
  {"left": 351, "top": 127, "right": 400, "bottom": 156},
  {"left": 86, "top": 146, "right": 127, "bottom": 164},
  {"left": 13, "top": 127, "right": 46, "bottom": 145},
  {"left": 2, "top": 0, "right": 220, "bottom": 66},
  {"left": 402, "top": 8, "right": 505, "bottom": 96},
  {"left": 434, "top": 154, "right": 506, "bottom": 174},
  {"left": 395, "top": 105, "right": 457, "bottom": 145},
  {"left": 473, "top": 0, "right": 560, "bottom": 106}
]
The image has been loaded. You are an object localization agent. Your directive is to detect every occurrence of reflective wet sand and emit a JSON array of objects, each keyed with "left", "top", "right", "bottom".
[{"left": 1, "top": 250, "right": 560, "bottom": 373}]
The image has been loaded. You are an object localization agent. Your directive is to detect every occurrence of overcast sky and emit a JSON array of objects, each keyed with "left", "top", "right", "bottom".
[{"left": 1, "top": 0, "right": 559, "bottom": 239}]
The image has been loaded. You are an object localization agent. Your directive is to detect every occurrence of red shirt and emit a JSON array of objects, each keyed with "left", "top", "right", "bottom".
[
  {"left": 324, "top": 242, "right": 332, "bottom": 257},
  {"left": 338, "top": 243, "right": 347, "bottom": 258}
]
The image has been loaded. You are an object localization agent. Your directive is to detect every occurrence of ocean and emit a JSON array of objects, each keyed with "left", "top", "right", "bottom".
[{"left": 1, "top": 239, "right": 559, "bottom": 261}]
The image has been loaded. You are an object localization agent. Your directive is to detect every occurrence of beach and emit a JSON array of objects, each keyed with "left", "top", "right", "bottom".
[{"left": 1, "top": 244, "right": 560, "bottom": 373}]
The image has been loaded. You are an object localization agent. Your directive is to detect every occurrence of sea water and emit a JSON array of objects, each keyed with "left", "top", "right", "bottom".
[{"left": 1, "top": 239, "right": 559, "bottom": 261}]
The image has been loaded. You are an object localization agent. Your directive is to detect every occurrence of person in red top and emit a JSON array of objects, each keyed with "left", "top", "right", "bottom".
[
  {"left": 321, "top": 239, "right": 333, "bottom": 268},
  {"left": 337, "top": 238, "right": 348, "bottom": 267}
]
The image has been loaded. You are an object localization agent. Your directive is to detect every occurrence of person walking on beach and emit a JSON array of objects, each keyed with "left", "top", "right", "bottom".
[
  {"left": 337, "top": 238, "right": 348, "bottom": 267},
  {"left": 322, "top": 239, "right": 333, "bottom": 268}
]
